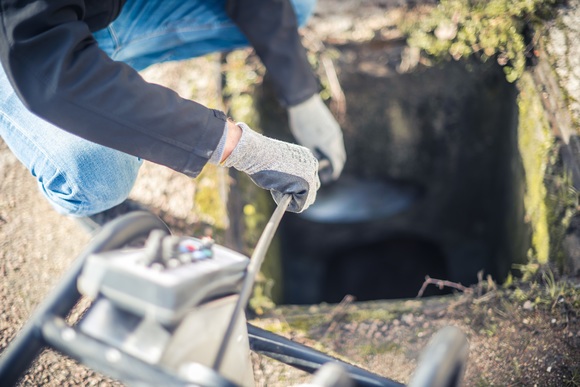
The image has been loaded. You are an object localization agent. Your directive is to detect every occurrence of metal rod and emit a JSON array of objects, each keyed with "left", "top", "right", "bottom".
[
  {"left": 41, "top": 317, "right": 236, "bottom": 387},
  {"left": 212, "top": 195, "right": 292, "bottom": 372}
]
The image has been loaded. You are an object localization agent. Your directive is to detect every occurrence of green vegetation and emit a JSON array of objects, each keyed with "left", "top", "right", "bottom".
[
  {"left": 193, "top": 164, "right": 229, "bottom": 231},
  {"left": 517, "top": 72, "right": 554, "bottom": 264},
  {"left": 516, "top": 71, "right": 577, "bottom": 269},
  {"left": 346, "top": 308, "right": 400, "bottom": 323},
  {"left": 359, "top": 342, "right": 402, "bottom": 357},
  {"left": 400, "top": 0, "right": 558, "bottom": 82},
  {"left": 508, "top": 266, "right": 580, "bottom": 312}
]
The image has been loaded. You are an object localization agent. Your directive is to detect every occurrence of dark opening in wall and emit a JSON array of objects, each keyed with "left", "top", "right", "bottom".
[
  {"left": 256, "top": 42, "right": 530, "bottom": 305},
  {"left": 323, "top": 236, "right": 448, "bottom": 302}
]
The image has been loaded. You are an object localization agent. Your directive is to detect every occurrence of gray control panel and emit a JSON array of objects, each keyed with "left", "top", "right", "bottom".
[{"left": 78, "top": 231, "right": 250, "bottom": 326}]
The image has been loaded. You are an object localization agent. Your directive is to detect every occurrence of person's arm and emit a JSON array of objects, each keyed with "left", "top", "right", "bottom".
[
  {"left": 0, "top": 0, "right": 226, "bottom": 178},
  {"left": 0, "top": 0, "right": 320, "bottom": 212},
  {"left": 226, "top": 0, "right": 346, "bottom": 181},
  {"left": 226, "top": 0, "right": 319, "bottom": 107}
]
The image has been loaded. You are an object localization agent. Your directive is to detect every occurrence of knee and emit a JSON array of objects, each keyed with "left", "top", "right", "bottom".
[
  {"left": 291, "top": 0, "right": 317, "bottom": 27},
  {"left": 38, "top": 148, "right": 142, "bottom": 217}
]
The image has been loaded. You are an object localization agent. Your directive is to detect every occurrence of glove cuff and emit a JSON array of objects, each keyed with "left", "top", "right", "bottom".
[
  {"left": 287, "top": 93, "right": 320, "bottom": 113},
  {"left": 222, "top": 122, "right": 261, "bottom": 173}
]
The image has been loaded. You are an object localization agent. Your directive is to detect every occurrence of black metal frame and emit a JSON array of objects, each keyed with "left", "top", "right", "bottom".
[
  {"left": 247, "top": 324, "right": 402, "bottom": 387},
  {"left": 0, "top": 210, "right": 467, "bottom": 387},
  {"left": 0, "top": 211, "right": 404, "bottom": 387}
]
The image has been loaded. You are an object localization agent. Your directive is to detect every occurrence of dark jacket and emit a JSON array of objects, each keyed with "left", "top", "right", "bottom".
[{"left": 0, "top": 0, "right": 318, "bottom": 177}]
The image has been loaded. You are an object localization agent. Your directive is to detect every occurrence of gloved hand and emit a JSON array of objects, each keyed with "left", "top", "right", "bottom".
[
  {"left": 287, "top": 94, "right": 346, "bottom": 182},
  {"left": 223, "top": 122, "right": 320, "bottom": 213}
]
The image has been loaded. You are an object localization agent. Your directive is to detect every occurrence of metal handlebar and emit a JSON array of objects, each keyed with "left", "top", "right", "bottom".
[
  {"left": 212, "top": 195, "right": 292, "bottom": 372},
  {"left": 0, "top": 211, "right": 170, "bottom": 386},
  {"left": 407, "top": 326, "right": 469, "bottom": 387}
]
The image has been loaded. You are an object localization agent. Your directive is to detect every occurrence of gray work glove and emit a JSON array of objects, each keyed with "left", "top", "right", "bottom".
[
  {"left": 223, "top": 122, "right": 320, "bottom": 213},
  {"left": 287, "top": 94, "right": 346, "bottom": 183}
]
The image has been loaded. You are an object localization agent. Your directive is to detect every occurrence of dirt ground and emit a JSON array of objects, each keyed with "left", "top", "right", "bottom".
[
  {"left": 1, "top": 1, "right": 580, "bottom": 386},
  {"left": 1, "top": 124, "right": 579, "bottom": 387}
]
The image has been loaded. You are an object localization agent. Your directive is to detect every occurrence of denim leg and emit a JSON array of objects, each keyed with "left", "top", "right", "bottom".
[
  {"left": 0, "top": 69, "right": 142, "bottom": 217},
  {"left": 93, "top": 0, "right": 317, "bottom": 71}
]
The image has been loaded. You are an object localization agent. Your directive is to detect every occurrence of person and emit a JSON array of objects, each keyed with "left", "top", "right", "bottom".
[{"left": 0, "top": 0, "right": 346, "bottom": 224}]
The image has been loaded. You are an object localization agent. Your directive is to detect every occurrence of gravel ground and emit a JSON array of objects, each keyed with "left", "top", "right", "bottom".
[
  {"left": 1, "top": 133, "right": 580, "bottom": 386},
  {"left": 2, "top": 2, "right": 580, "bottom": 386}
]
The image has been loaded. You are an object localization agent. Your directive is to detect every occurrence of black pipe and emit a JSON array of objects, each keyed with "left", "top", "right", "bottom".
[{"left": 247, "top": 324, "right": 404, "bottom": 387}]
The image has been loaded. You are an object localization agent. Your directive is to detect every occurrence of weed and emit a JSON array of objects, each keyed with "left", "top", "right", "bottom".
[
  {"left": 564, "top": 367, "right": 580, "bottom": 387},
  {"left": 542, "top": 268, "right": 560, "bottom": 300}
]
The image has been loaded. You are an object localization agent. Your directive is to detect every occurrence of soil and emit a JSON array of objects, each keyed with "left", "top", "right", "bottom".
[
  {"left": 0, "top": 144, "right": 580, "bottom": 386},
  {"left": 251, "top": 283, "right": 580, "bottom": 386},
  {"left": 1, "top": 113, "right": 579, "bottom": 387},
  {"left": 1, "top": 1, "right": 580, "bottom": 386}
]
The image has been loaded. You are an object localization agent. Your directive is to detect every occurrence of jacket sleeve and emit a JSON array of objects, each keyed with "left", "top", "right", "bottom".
[
  {"left": 226, "top": 0, "right": 319, "bottom": 107},
  {"left": 0, "top": 0, "right": 226, "bottom": 178}
]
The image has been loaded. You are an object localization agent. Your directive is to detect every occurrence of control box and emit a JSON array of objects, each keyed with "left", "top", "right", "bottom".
[{"left": 78, "top": 231, "right": 250, "bottom": 326}]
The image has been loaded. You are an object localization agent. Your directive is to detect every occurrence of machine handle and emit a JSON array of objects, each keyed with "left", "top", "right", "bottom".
[{"left": 212, "top": 195, "right": 292, "bottom": 372}]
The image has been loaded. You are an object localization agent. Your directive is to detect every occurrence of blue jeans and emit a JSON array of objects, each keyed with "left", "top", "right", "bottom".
[{"left": 0, "top": 0, "right": 316, "bottom": 216}]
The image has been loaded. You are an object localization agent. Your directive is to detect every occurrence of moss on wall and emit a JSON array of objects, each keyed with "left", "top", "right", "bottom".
[
  {"left": 400, "top": 0, "right": 558, "bottom": 82},
  {"left": 516, "top": 70, "right": 577, "bottom": 271},
  {"left": 193, "top": 164, "right": 229, "bottom": 232},
  {"left": 517, "top": 72, "right": 554, "bottom": 264}
]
